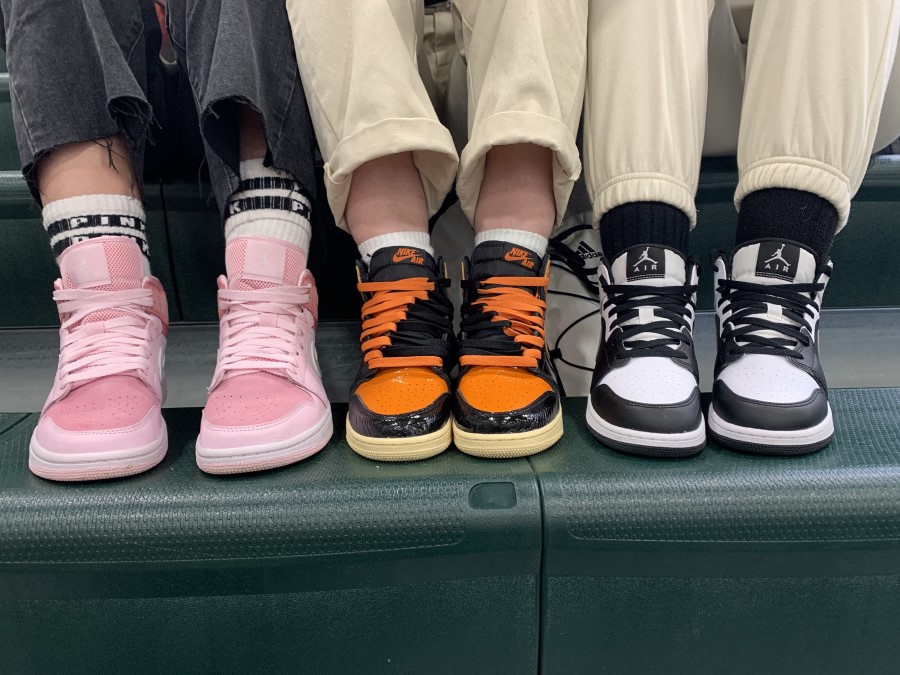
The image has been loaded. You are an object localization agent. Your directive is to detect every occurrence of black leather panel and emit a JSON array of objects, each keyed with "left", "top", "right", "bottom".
[
  {"left": 711, "top": 381, "right": 829, "bottom": 431},
  {"left": 349, "top": 393, "right": 451, "bottom": 438},
  {"left": 453, "top": 391, "right": 559, "bottom": 434},
  {"left": 589, "top": 385, "right": 703, "bottom": 434}
]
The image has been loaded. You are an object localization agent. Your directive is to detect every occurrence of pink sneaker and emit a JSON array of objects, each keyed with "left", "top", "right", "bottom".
[
  {"left": 29, "top": 237, "right": 169, "bottom": 481},
  {"left": 196, "top": 237, "right": 333, "bottom": 474}
]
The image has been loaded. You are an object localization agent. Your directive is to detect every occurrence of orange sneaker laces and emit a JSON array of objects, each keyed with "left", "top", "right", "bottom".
[
  {"left": 459, "top": 273, "right": 548, "bottom": 368},
  {"left": 358, "top": 277, "right": 453, "bottom": 369}
]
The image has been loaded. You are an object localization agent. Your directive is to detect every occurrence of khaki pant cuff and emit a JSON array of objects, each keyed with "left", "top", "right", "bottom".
[
  {"left": 324, "top": 117, "right": 459, "bottom": 231},
  {"left": 592, "top": 174, "right": 698, "bottom": 228},
  {"left": 457, "top": 111, "right": 582, "bottom": 227},
  {"left": 735, "top": 157, "right": 852, "bottom": 231}
]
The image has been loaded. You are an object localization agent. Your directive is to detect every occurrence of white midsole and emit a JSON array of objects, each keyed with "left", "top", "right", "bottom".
[
  {"left": 586, "top": 402, "right": 706, "bottom": 448},
  {"left": 195, "top": 411, "right": 333, "bottom": 462},
  {"left": 707, "top": 404, "right": 834, "bottom": 445},
  {"left": 29, "top": 426, "right": 168, "bottom": 469}
]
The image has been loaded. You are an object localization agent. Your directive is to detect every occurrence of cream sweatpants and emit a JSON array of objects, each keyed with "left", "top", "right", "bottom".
[
  {"left": 587, "top": 0, "right": 900, "bottom": 231},
  {"left": 285, "top": 0, "right": 587, "bottom": 231}
]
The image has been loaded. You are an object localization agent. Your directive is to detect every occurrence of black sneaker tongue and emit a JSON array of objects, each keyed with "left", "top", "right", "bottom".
[
  {"left": 471, "top": 240, "right": 543, "bottom": 278},
  {"left": 368, "top": 245, "right": 440, "bottom": 281}
]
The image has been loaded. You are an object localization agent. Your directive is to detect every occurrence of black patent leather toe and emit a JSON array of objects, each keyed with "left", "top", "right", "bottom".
[
  {"left": 452, "top": 390, "right": 559, "bottom": 434},
  {"left": 348, "top": 394, "right": 451, "bottom": 439},
  {"left": 590, "top": 385, "right": 703, "bottom": 434},
  {"left": 711, "top": 381, "right": 828, "bottom": 431}
]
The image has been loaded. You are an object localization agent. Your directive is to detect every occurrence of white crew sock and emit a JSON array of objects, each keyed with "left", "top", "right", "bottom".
[
  {"left": 224, "top": 158, "right": 313, "bottom": 254},
  {"left": 42, "top": 194, "right": 150, "bottom": 274},
  {"left": 474, "top": 228, "right": 548, "bottom": 257},
  {"left": 357, "top": 231, "right": 434, "bottom": 265}
]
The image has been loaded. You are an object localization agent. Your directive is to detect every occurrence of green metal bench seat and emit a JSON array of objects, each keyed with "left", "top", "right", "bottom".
[
  {"left": 533, "top": 390, "right": 900, "bottom": 673},
  {"left": 0, "top": 407, "right": 542, "bottom": 674},
  {"left": 1, "top": 389, "right": 899, "bottom": 672}
]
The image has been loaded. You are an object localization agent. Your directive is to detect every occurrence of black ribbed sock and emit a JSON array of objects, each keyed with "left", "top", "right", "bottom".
[
  {"left": 600, "top": 202, "right": 690, "bottom": 260},
  {"left": 736, "top": 188, "right": 839, "bottom": 260}
]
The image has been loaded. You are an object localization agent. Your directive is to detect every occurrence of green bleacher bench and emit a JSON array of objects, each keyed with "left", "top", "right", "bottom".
[
  {"left": 0, "top": 408, "right": 542, "bottom": 674},
  {"left": 1, "top": 392, "right": 899, "bottom": 672},
  {"left": 533, "top": 393, "right": 900, "bottom": 673}
]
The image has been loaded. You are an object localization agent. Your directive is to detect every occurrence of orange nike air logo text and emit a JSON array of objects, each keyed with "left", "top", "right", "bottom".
[
  {"left": 393, "top": 248, "right": 424, "bottom": 264},
  {"left": 504, "top": 247, "right": 535, "bottom": 269}
]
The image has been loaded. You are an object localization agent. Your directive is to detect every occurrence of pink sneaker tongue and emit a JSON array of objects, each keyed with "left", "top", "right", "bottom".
[
  {"left": 610, "top": 245, "right": 687, "bottom": 287},
  {"left": 732, "top": 239, "right": 819, "bottom": 286},
  {"left": 225, "top": 237, "right": 306, "bottom": 291},
  {"left": 60, "top": 236, "right": 144, "bottom": 291},
  {"left": 58, "top": 237, "right": 145, "bottom": 325}
]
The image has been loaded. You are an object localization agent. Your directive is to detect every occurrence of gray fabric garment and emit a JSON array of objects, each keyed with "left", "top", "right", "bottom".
[
  {"left": 0, "top": 0, "right": 317, "bottom": 213},
  {"left": 0, "top": 0, "right": 153, "bottom": 203},
  {"left": 166, "top": 0, "right": 317, "bottom": 211}
]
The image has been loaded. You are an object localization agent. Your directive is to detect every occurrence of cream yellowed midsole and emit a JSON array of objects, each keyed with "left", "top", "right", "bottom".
[
  {"left": 452, "top": 409, "right": 564, "bottom": 458},
  {"left": 345, "top": 416, "right": 452, "bottom": 462}
]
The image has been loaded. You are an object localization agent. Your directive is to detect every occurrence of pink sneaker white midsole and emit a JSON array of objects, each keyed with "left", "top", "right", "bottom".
[
  {"left": 195, "top": 410, "right": 333, "bottom": 475},
  {"left": 29, "top": 425, "right": 168, "bottom": 482}
]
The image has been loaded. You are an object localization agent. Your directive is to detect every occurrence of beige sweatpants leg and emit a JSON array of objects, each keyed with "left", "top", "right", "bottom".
[
  {"left": 285, "top": 0, "right": 459, "bottom": 231},
  {"left": 452, "top": 0, "right": 589, "bottom": 226},
  {"left": 584, "top": 0, "right": 711, "bottom": 229},
  {"left": 736, "top": 0, "right": 900, "bottom": 230}
]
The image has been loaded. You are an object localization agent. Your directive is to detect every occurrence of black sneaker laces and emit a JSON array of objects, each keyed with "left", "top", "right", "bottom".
[
  {"left": 716, "top": 270, "right": 829, "bottom": 358},
  {"left": 601, "top": 277, "right": 697, "bottom": 359}
]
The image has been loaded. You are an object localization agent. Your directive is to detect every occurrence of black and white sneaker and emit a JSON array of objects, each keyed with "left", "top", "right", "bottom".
[
  {"left": 586, "top": 245, "right": 705, "bottom": 457},
  {"left": 708, "top": 239, "right": 834, "bottom": 455}
]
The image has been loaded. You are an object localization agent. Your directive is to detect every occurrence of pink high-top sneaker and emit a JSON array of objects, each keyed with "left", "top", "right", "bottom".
[
  {"left": 196, "top": 237, "right": 333, "bottom": 474},
  {"left": 29, "top": 237, "right": 169, "bottom": 481}
]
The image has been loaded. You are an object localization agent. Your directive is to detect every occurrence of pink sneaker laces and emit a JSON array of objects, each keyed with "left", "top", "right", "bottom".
[
  {"left": 215, "top": 284, "right": 312, "bottom": 382},
  {"left": 55, "top": 287, "right": 156, "bottom": 388}
]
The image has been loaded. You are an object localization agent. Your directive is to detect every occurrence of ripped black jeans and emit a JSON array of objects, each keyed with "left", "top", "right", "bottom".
[{"left": 0, "top": 0, "right": 317, "bottom": 211}]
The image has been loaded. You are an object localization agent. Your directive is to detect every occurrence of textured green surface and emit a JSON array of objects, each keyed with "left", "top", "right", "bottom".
[
  {"left": 0, "top": 406, "right": 541, "bottom": 674},
  {"left": 532, "top": 391, "right": 900, "bottom": 673},
  {"left": 2, "top": 392, "right": 900, "bottom": 672}
]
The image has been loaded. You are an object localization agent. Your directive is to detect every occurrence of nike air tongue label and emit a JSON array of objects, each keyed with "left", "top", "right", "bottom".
[
  {"left": 755, "top": 240, "right": 801, "bottom": 282},
  {"left": 503, "top": 245, "right": 537, "bottom": 270},
  {"left": 626, "top": 246, "right": 666, "bottom": 281},
  {"left": 391, "top": 247, "right": 425, "bottom": 265}
]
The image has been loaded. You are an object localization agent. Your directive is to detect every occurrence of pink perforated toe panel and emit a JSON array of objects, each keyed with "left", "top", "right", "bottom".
[
  {"left": 46, "top": 375, "right": 157, "bottom": 432},
  {"left": 204, "top": 372, "right": 313, "bottom": 427}
]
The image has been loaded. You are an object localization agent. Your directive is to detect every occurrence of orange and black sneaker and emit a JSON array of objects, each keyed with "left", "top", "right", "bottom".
[
  {"left": 346, "top": 246, "right": 456, "bottom": 461},
  {"left": 453, "top": 240, "right": 563, "bottom": 457}
]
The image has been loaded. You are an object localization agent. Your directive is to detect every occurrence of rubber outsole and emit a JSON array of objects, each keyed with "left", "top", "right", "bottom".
[
  {"left": 196, "top": 412, "right": 334, "bottom": 475},
  {"left": 29, "top": 428, "right": 168, "bottom": 482},
  {"left": 452, "top": 409, "right": 563, "bottom": 458},
  {"left": 346, "top": 417, "right": 452, "bottom": 462},
  {"left": 707, "top": 404, "right": 834, "bottom": 456},
  {"left": 585, "top": 402, "right": 706, "bottom": 458}
]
